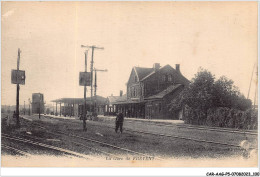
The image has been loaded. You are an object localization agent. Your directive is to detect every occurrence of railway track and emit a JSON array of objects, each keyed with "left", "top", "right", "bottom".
[
  {"left": 18, "top": 131, "right": 124, "bottom": 159},
  {"left": 46, "top": 116, "right": 258, "bottom": 150},
  {"left": 176, "top": 125, "right": 257, "bottom": 135},
  {"left": 2, "top": 133, "right": 92, "bottom": 160},
  {"left": 1, "top": 144, "right": 31, "bottom": 157},
  {"left": 21, "top": 115, "right": 258, "bottom": 154},
  {"left": 45, "top": 114, "right": 256, "bottom": 136},
  {"left": 56, "top": 130, "right": 160, "bottom": 159},
  {"left": 19, "top": 116, "right": 161, "bottom": 160},
  {"left": 126, "top": 119, "right": 258, "bottom": 135},
  {"left": 89, "top": 123, "right": 257, "bottom": 150}
]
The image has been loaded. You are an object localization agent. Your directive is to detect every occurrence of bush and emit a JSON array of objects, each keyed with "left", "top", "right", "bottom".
[
  {"left": 184, "top": 106, "right": 258, "bottom": 130},
  {"left": 183, "top": 106, "right": 197, "bottom": 124}
]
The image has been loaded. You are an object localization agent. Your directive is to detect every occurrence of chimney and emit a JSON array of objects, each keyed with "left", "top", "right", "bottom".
[
  {"left": 153, "top": 63, "right": 160, "bottom": 72},
  {"left": 120, "top": 90, "right": 123, "bottom": 97},
  {"left": 176, "top": 64, "right": 180, "bottom": 73}
]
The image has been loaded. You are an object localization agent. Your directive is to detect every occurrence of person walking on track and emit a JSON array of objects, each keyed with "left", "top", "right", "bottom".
[{"left": 115, "top": 111, "right": 124, "bottom": 133}]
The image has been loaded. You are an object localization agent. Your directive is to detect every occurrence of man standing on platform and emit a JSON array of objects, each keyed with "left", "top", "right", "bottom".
[{"left": 115, "top": 110, "right": 124, "bottom": 133}]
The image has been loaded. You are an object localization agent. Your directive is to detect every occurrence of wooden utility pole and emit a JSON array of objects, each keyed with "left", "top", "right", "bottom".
[
  {"left": 93, "top": 68, "right": 107, "bottom": 114},
  {"left": 83, "top": 50, "right": 88, "bottom": 131},
  {"left": 81, "top": 45, "right": 104, "bottom": 113},
  {"left": 247, "top": 63, "right": 256, "bottom": 99},
  {"left": 11, "top": 48, "right": 25, "bottom": 127},
  {"left": 16, "top": 49, "right": 21, "bottom": 127},
  {"left": 94, "top": 70, "right": 97, "bottom": 99}
]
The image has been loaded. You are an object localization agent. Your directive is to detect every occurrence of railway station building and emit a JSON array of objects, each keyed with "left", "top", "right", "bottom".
[{"left": 105, "top": 63, "right": 190, "bottom": 120}]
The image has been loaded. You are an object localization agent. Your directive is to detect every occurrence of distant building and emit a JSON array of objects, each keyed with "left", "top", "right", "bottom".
[
  {"left": 105, "top": 92, "right": 127, "bottom": 116},
  {"left": 51, "top": 95, "right": 107, "bottom": 117},
  {"left": 32, "top": 93, "right": 44, "bottom": 114},
  {"left": 105, "top": 63, "right": 189, "bottom": 119}
]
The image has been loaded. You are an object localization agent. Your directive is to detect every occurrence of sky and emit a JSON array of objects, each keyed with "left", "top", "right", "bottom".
[{"left": 1, "top": 1, "right": 258, "bottom": 106}]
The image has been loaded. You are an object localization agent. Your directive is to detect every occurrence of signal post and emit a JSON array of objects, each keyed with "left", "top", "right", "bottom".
[
  {"left": 79, "top": 49, "right": 91, "bottom": 131},
  {"left": 81, "top": 45, "right": 104, "bottom": 113},
  {"left": 11, "top": 48, "right": 26, "bottom": 128}
]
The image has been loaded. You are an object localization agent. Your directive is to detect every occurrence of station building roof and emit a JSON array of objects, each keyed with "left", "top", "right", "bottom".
[
  {"left": 51, "top": 95, "right": 107, "bottom": 105},
  {"left": 107, "top": 94, "right": 127, "bottom": 105},
  {"left": 134, "top": 67, "right": 154, "bottom": 81},
  {"left": 145, "top": 84, "right": 182, "bottom": 100},
  {"left": 109, "top": 84, "right": 183, "bottom": 105}
]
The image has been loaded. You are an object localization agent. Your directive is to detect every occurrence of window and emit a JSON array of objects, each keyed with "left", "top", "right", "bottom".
[
  {"left": 131, "top": 87, "right": 136, "bottom": 97},
  {"left": 168, "top": 75, "right": 172, "bottom": 82},
  {"left": 162, "top": 75, "right": 166, "bottom": 82},
  {"left": 135, "top": 76, "right": 138, "bottom": 82}
]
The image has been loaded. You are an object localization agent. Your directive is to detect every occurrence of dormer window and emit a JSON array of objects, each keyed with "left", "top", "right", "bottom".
[{"left": 135, "top": 76, "right": 138, "bottom": 82}]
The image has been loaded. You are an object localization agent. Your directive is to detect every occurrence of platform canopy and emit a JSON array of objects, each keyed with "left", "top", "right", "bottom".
[{"left": 51, "top": 95, "right": 107, "bottom": 105}]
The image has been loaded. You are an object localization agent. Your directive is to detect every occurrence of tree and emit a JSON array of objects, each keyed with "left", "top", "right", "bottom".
[
  {"left": 169, "top": 68, "right": 215, "bottom": 124},
  {"left": 213, "top": 76, "right": 251, "bottom": 110},
  {"left": 213, "top": 76, "right": 234, "bottom": 108},
  {"left": 169, "top": 68, "right": 252, "bottom": 125}
]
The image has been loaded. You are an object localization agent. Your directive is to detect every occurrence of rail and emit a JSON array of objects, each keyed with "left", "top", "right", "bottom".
[{"left": 2, "top": 133, "right": 91, "bottom": 159}]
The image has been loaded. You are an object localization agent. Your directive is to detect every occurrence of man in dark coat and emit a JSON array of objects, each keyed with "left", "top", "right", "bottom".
[{"left": 115, "top": 111, "right": 124, "bottom": 133}]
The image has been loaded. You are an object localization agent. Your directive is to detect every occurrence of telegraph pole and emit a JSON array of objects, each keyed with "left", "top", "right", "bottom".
[
  {"left": 12, "top": 48, "right": 25, "bottom": 127},
  {"left": 83, "top": 50, "right": 88, "bottom": 131},
  {"left": 81, "top": 45, "right": 104, "bottom": 113},
  {"left": 94, "top": 70, "right": 97, "bottom": 99},
  {"left": 16, "top": 49, "right": 21, "bottom": 127},
  {"left": 93, "top": 68, "right": 107, "bottom": 114},
  {"left": 94, "top": 70, "right": 97, "bottom": 115},
  {"left": 247, "top": 63, "right": 256, "bottom": 99}
]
